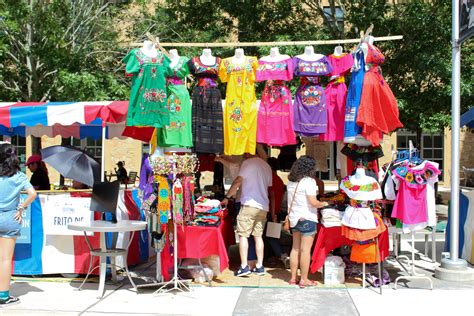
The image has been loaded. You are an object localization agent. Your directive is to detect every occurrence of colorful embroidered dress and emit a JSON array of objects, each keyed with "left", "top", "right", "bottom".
[
  {"left": 158, "top": 56, "right": 193, "bottom": 147},
  {"left": 188, "top": 57, "right": 224, "bottom": 154},
  {"left": 344, "top": 49, "right": 365, "bottom": 142},
  {"left": 293, "top": 56, "right": 333, "bottom": 136},
  {"left": 219, "top": 56, "right": 258, "bottom": 155},
  {"left": 391, "top": 162, "right": 441, "bottom": 225},
  {"left": 123, "top": 48, "right": 171, "bottom": 127},
  {"left": 320, "top": 53, "right": 354, "bottom": 141},
  {"left": 255, "top": 58, "right": 296, "bottom": 146},
  {"left": 357, "top": 44, "right": 403, "bottom": 146}
]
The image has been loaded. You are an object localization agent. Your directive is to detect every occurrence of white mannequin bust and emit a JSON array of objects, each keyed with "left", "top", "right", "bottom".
[
  {"left": 361, "top": 35, "right": 375, "bottom": 70},
  {"left": 260, "top": 47, "right": 290, "bottom": 62},
  {"left": 296, "top": 46, "right": 325, "bottom": 61},
  {"left": 140, "top": 40, "right": 158, "bottom": 58},
  {"left": 200, "top": 48, "right": 216, "bottom": 66},
  {"left": 232, "top": 48, "right": 245, "bottom": 64},
  {"left": 333, "top": 45, "right": 343, "bottom": 57},
  {"left": 169, "top": 49, "right": 180, "bottom": 68},
  {"left": 351, "top": 168, "right": 369, "bottom": 184}
]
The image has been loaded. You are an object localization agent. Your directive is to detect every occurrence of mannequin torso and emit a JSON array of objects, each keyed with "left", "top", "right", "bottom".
[
  {"left": 361, "top": 35, "right": 375, "bottom": 70},
  {"left": 350, "top": 168, "right": 371, "bottom": 185},
  {"left": 296, "top": 46, "right": 325, "bottom": 61},
  {"left": 232, "top": 48, "right": 245, "bottom": 64},
  {"left": 140, "top": 40, "right": 158, "bottom": 58},
  {"left": 169, "top": 49, "right": 180, "bottom": 68},
  {"left": 260, "top": 47, "right": 290, "bottom": 62},
  {"left": 333, "top": 45, "right": 343, "bottom": 57},
  {"left": 200, "top": 48, "right": 217, "bottom": 65}
]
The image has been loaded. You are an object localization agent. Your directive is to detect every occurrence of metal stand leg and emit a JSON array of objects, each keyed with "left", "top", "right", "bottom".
[{"left": 98, "top": 255, "right": 107, "bottom": 298}]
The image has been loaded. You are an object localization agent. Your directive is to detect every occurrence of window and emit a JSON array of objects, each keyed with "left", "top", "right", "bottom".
[
  {"left": 397, "top": 130, "right": 444, "bottom": 180},
  {"left": 63, "top": 137, "right": 102, "bottom": 163},
  {"left": 0, "top": 136, "right": 27, "bottom": 172},
  {"left": 323, "top": 6, "right": 344, "bottom": 29}
]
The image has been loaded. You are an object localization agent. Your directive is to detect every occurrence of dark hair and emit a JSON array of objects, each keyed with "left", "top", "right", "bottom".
[
  {"left": 287, "top": 155, "right": 316, "bottom": 182},
  {"left": 0, "top": 143, "right": 20, "bottom": 177},
  {"left": 267, "top": 157, "right": 280, "bottom": 171}
]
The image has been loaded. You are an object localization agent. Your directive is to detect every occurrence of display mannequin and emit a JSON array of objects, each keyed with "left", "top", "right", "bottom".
[
  {"left": 169, "top": 49, "right": 180, "bottom": 68},
  {"left": 140, "top": 40, "right": 158, "bottom": 58},
  {"left": 232, "top": 48, "right": 245, "bottom": 64},
  {"left": 260, "top": 47, "right": 290, "bottom": 62},
  {"left": 341, "top": 167, "right": 382, "bottom": 201},
  {"left": 333, "top": 45, "right": 343, "bottom": 57},
  {"left": 200, "top": 48, "right": 216, "bottom": 65},
  {"left": 296, "top": 46, "right": 325, "bottom": 61},
  {"left": 361, "top": 35, "right": 375, "bottom": 71}
]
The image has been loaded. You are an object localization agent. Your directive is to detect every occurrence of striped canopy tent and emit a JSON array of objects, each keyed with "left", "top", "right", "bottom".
[{"left": 0, "top": 101, "right": 155, "bottom": 180}]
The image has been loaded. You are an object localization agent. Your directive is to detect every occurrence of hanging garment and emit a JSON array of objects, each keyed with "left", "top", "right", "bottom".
[
  {"left": 391, "top": 162, "right": 441, "bottom": 226},
  {"left": 357, "top": 44, "right": 403, "bottom": 146},
  {"left": 342, "top": 144, "right": 383, "bottom": 179},
  {"left": 256, "top": 58, "right": 296, "bottom": 146},
  {"left": 320, "top": 53, "right": 354, "bottom": 141},
  {"left": 344, "top": 49, "right": 365, "bottom": 143},
  {"left": 158, "top": 56, "right": 192, "bottom": 147},
  {"left": 219, "top": 57, "right": 259, "bottom": 155},
  {"left": 302, "top": 137, "right": 330, "bottom": 172},
  {"left": 172, "top": 178, "right": 184, "bottom": 225},
  {"left": 157, "top": 175, "right": 171, "bottom": 224},
  {"left": 188, "top": 57, "right": 224, "bottom": 154},
  {"left": 183, "top": 176, "right": 195, "bottom": 222},
  {"left": 342, "top": 211, "right": 386, "bottom": 241},
  {"left": 293, "top": 56, "right": 332, "bottom": 136},
  {"left": 123, "top": 48, "right": 171, "bottom": 127},
  {"left": 139, "top": 153, "right": 154, "bottom": 201}
]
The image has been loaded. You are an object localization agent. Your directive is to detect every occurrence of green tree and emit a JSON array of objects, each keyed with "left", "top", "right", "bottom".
[{"left": 0, "top": 0, "right": 128, "bottom": 101}]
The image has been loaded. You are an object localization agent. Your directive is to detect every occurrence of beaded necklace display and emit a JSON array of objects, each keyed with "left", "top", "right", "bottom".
[
  {"left": 172, "top": 178, "right": 184, "bottom": 226},
  {"left": 156, "top": 175, "right": 171, "bottom": 224}
]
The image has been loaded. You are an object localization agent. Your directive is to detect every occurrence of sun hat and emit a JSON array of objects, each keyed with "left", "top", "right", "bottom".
[{"left": 26, "top": 154, "right": 42, "bottom": 166}]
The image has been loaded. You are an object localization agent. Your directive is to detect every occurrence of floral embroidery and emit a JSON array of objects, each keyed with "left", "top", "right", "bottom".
[
  {"left": 394, "top": 163, "right": 439, "bottom": 186},
  {"left": 151, "top": 67, "right": 157, "bottom": 78},
  {"left": 166, "top": 121, "right": 186, "bottom": 130},
  {"left": 257, "top": 61, "right": 288, "bottom": 72},
  {"left": 341, "top": 177, "right": 380, "bottom": 192},
  {"left": 167, "top": 94, "right": 181, "bottom": 112},
  {"left": 300, "top": 86, "right": 323, "bottom": 106},
  {"left": 297, "top": 60, "right": 328, "bottom": 74},
  {"left": 230, "top": 107, "right": 242, "bottom": 123},
  {"left": 143, "top": 88, "right": 166, "bottom": 102}
]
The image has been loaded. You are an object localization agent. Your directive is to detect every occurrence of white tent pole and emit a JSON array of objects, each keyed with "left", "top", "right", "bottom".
[{"left": 101, "top": 124, "right": 106, "bottom": 182}]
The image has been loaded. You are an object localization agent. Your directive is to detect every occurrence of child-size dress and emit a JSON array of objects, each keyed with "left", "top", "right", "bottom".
[
  {"left": 391, "top": 162, "right": 441, "bottom": 226},
  {"left": 344, "top": 49, "right": 365, "bottom": 142},
  {"left": 123, "top": 48, "right": 171, "bottom": 127},
  {"left": 158, "top": 56, "right": 193, "bottom": 148},
  {"left": 357, "top": 44, "right": 403, "bottom": 146},
  {"left": 188, "top": 57, "right": 224, "bottom": 154},
  {"left": 219, "top": 56, "right": 259, "bottom": 155},
  {"left": 293, "top": 56, "right": 333, "bottom": 136},
  {"left": 255, "top": 58, "right": 296, "bottom": 146},
  {"left": 320, "top": 53, "right": 353, "bottom": 141}
]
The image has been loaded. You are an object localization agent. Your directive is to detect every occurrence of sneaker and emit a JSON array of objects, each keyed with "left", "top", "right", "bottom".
[
  {"left": 252, "top": 266, "right": 265, "bottom": 276},
  {"left": 0, "top": 296, "right": 20, "bottom": 308},
  {"left": 234, "top": 265, "right": 251, "bottom": 277}
]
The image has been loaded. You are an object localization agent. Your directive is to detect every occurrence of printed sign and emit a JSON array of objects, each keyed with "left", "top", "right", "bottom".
[
  {"left": 16, "top": 194, "right": 31, "bottom": 244},
  {"left": 41, "top": 195, "right": 93, "bottom": 235}
]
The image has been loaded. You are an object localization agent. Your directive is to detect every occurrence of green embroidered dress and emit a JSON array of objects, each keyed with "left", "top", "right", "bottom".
[
  {"left": 158, "top": 56, "right": 193, "bottom": 147},
  {"left": 123, "top": 48, "right": 171, "bottom": 127}
]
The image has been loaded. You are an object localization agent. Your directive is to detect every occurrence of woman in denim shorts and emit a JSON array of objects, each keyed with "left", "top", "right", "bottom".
[
  {"left": 0, "top": 144, "right": 37, "bottom": 307},
  {"left": 286, "top": 156, "right": 328, "bottom": 288}
]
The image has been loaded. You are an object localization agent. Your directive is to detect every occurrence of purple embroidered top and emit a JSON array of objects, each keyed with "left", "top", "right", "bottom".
[{"left": 293, "top": 56, "right": 332, "bottom": 136}]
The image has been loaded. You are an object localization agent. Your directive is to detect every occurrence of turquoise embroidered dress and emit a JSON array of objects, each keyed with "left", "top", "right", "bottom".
[{"left": 123, "top": 48, "right": 171, "bottom": 127}]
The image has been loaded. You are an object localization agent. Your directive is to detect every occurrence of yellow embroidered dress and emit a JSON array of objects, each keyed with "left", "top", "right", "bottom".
[{"left": 219, "top": 56, "right": 258, "bottom": 155}]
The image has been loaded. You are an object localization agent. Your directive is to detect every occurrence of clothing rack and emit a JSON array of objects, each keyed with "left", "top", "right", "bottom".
[{"left": 130, "top": 35, "right": 403, "bottom": 48}]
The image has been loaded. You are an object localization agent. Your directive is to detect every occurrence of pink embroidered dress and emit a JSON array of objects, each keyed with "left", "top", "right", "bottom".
[
  {"left": 256, "top": 58, "right": 297, "bottom": 146},
  {"left": 391, "top": 162, "right": 441, "bottom": 225},
  {"left": 319, "top": 53, "right": 354, "bottom": 141}
]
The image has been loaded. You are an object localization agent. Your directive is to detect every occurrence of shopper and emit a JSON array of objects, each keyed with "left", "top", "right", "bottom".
[
  {"left": 115, "top": 161, "right": 128, "bottom": 183},
  {"left": 0, "top": 143, "right": 37, "bottom": 307},
  {"left": 222, "top": 154, "right": 272, "bottom": 277},
  {"left": 26, "top": 154, "right": 50, "bottom": 190},
  {"left": 287, "top": 156, "right": 328, "bottom": 288}
]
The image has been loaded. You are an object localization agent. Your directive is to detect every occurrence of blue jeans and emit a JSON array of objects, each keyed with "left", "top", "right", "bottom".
[
  {"left": 292, "top": 219, "right": 317, "bottom": 237},
  {"left": 0, "top": 210, "right": 21, "bottom": 238}
]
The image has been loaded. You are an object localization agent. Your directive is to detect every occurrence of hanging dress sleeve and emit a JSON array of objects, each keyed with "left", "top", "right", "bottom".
[{"left": 122, "top": 49, "right": 140, "bottom": 77}]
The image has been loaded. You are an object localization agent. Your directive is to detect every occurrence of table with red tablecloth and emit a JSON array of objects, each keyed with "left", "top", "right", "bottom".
[
  {"left": 160, "top": 213, "right": 235, "bottom": 281},
  {"left": 310, "top": 224, "right": 389, "bottom": 274}
]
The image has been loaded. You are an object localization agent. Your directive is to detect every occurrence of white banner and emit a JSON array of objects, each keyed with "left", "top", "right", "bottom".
[{"left": 41, "top": 195, "right": 93, "bottom": 236}]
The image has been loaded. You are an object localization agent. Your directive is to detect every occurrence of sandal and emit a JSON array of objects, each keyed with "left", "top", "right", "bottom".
[
  {"left": 299, "top": 280, "right": 318, "bottom": 288},
  {"left": 288, "top": 279, "right": 298, "bottom": 285}
]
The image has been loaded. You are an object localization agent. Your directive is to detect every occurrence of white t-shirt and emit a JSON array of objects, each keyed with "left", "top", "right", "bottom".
[
  {"left": 287, "top": 177, "right": 318, "bottom": 227},
  {"left": 238, "top": 157, "right": 272, "bottom": 211}
]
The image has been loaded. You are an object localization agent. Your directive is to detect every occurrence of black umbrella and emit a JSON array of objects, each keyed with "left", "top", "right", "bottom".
[{"left": 41, "top": 145, "right": 100, "bottom": 187}]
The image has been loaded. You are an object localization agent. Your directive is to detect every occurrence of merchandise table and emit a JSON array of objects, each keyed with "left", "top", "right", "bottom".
[
  {"left": 13, "top": 189, "right": 150, "bottom": 275},
  {"left": 68, "top": 220, "right": 147, "bottom": 298},
  {"left": 310, "top": 224, "right": 390, "bottom": 273},
  {"left": 160, "top": 214, "right": 235, "bottom": 281}
]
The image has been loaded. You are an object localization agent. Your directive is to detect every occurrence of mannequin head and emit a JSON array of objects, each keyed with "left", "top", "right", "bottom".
[
  {"left": 143, "top": 40, "right": 155, "bottom": 50},
  {"left": 202, "top": 48, "right": 212, "bottom": 57},
  {"left": 304, "top": 46, "right": 315, "bottom": 56},
  {"left": 270, "top": 47, "right": 280, "bottom": 57},
  {"left": 234, "top": 48, "right": 244, "bottom": 59},
  {"left": 169, "top": 49, "right": 179, "bottom": 59},
  {"left": 334, "top": 45, "right": 343, "bottom": 56}
]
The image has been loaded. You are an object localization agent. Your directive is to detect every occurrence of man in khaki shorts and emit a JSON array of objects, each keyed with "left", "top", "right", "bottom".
[{"left": 222, "top": 154, "right": 272, "bottom": 277}]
